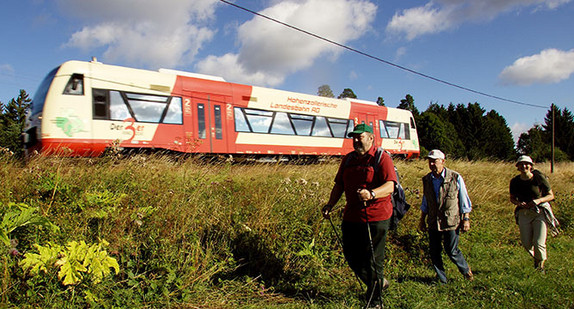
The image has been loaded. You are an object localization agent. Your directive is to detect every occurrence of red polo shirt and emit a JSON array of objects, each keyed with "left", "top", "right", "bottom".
[{"left": 335, "top": 146, "right": 397, "bottom": 223}]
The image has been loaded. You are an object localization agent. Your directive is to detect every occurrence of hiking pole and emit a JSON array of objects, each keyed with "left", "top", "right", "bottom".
[
  {"left": 363, "top": 200, "right": 383, "bottom": 309},
  {"left": 324, "top": 209, "right": 364, "bottom": 290}
]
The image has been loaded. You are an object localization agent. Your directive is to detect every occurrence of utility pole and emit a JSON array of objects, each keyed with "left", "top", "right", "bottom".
[{"left": 551, "top": 103, "right": 555, "bottom": 173}]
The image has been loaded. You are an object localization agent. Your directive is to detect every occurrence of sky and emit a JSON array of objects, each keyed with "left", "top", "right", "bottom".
[{"left": 1, "top": 0, "right": 573, "bottom": 142}]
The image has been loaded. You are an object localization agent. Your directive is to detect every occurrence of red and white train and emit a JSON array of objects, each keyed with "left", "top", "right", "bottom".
[{"left": 24, "top": 59, "right": 420, "bottom": 159}]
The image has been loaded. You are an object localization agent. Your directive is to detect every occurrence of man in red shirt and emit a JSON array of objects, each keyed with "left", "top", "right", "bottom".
[{"left": 323, "top": 124, "right": 396, "bottom": 309}]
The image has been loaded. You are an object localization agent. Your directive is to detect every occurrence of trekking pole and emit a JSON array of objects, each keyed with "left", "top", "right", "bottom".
[
  {"left": 363, "top": 200, "right": 383, "bottom": 308},
  {"left": 325, "top": 209, "right": 364, "bottom": 290}
]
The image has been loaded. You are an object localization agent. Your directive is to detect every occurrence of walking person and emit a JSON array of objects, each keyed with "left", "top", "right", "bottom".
[
  {"left": 418, "top": 149, "right": 474, "bottom": 283},
  {"left": 509, "top": 155, "right": 558, "bottom": 271},
  {"left": 322, "top": 124, "right": 396, "bottom": 309}
]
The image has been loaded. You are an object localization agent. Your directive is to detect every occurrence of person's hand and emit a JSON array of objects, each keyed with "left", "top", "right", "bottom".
[
  {"left": 322, "top": 204, "right": 333, "bottom": 219},
  {"left": 357, "top": 188, "right": 372, "bottom": 202},
  {"left": 461, "top": 219, "right": 471, "bottom": 232}
]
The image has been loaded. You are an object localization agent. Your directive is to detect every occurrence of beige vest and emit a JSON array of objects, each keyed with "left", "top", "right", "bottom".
[{"left": 422, "top": 168, "right": 460, "bottom": 231}]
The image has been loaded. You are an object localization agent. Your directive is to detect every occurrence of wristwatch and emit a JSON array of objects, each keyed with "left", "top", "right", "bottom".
[
  {"left": 462, "top": 217, "right": 470, "bottom": 221},
  {"left": 370, "top": 190, "right": 376, "bottom": 200}
]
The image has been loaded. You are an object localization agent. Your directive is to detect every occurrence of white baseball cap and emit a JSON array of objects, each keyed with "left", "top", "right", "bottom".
[{"left": 427, "top": 149, "right": 445, "bottom": 160}]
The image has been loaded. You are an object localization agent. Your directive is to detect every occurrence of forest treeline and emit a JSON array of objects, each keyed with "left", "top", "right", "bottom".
[
  {"left": 1, "top": 87, "right": 573, "bottom": 162},
  {"left": 322, "top": 85, "right": 573, "bottom": 162}
]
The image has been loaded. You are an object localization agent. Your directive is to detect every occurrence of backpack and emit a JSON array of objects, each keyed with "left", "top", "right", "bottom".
[{"left": 344, "top": 147, "right": 411, "bottom": 230}]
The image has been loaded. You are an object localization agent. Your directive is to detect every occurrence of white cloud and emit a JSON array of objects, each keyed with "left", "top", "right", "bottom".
[
  {"left": 196, "top": 0, "right": 377, "bottom": 87},
  {"left": 197, "top": 53, "right": 285, "bottom": 86},
  {"left": 59, "top": 0, "right": 218, "bottom": 69},
  {"left": 386, "top": 0, "right": 572, "bottom": 41},
  {"left": 511, "top": 122, "right": 531, "bottom": 143},
  {"left": 499, "top": 49, "right": 574, "bottom": 85}
]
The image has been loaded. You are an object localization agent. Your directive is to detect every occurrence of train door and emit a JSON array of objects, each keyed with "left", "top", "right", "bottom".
[
  {"left": 190, "top": 93, "right": 228, "bottom": 154},
  {"left": 354, "top": 112, "right": 377, "bottom": 141}
]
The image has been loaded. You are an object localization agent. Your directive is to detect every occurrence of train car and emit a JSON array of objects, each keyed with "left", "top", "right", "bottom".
[{"left": 23, "top": 59, "right": 419, "bottom": 159}]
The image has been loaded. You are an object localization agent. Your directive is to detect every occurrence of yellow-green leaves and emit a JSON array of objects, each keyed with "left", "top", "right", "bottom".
[
  {"left": 20, "top": 240, "right": 119, "bottom": 286},
  {"left": 18, "top": 243, "right": 62, "bottom": 276}
]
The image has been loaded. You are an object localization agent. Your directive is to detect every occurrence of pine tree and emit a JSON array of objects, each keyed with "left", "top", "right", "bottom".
[
  {"left": 0, "top": 89, "right": 31, "bottom": 156},
  {"left": 337, "top": 88, "right": 357, "bottom": 99}
]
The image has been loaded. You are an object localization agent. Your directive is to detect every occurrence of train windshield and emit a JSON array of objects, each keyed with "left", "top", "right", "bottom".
[{"left": 31, "top": 66, "right": 59, "bottom": 115}]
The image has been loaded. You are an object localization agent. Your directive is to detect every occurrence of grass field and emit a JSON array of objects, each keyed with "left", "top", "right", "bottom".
[{"left": 0, "top": 154, "right": 572, "bottom": 308}]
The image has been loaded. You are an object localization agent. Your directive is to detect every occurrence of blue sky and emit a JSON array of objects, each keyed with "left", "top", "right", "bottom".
[{"left": 1, "top": 0, "right": 573, "bottom": 141}]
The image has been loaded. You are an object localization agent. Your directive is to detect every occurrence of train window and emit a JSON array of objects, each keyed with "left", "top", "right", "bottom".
[
  {"left": 328, "top": 118, "right": 348, "bottom": 138},
  {"left": 197, "top": 104, "right": 206, "bottom": 139},
  {"left": 312, "top": 117, "right": 332, "bottom": 137},
  {"left": 214, "top": 105, "right": 223, "bottom": 139},
  {"left": 232, "top": 106, "right": 352, "bottom": 138},
  {"left": 385, "top": 121, "right": 401, "bottom": 138},
  {"left": 410, "top": 117, "right": 416, "bottom": 129},
  {"left": 110, "top": 91, "right": 131, "bottom": 120},
  {"left": 31, "top": 66, "right": 59, "bottom": 115},
  {"left": 346, "top": 120, "right": 355, "bottom": 138},
  {"left": 93, "top": 89, "right": 109, "bottom": 119},
  {"left": 291, "top": 114, "right": 313, "bottom": 135},
  {"left": 234, "top": 107, "right": 250, "bottom": 132},
  {"left": 403, "top": 123, "right": 411, "bottom": 140},
  {"left": 245, "top": 109, "right": 273, "bottom": 133},
  {"left": 63, "top": 74, "right": 84, "bottom": 95},
  {"left": 163, "top": 97, "right": 183, "bottom": 124},
  {"left": 126, "top": 93, "right": 168, "bottom": 123},
  {"left": 380, "top": 120, "right": 409, "bottom": 139},
  {"left": 379, "top": 120, "right": 389, "bottom": 138},
  {"left": 270, "top": 112, "right": 295, "bottom": 135}
]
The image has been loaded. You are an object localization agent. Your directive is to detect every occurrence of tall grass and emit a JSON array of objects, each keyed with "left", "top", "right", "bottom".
[{"left": 0, "top": 154, "right": 572, "bottom": 308}]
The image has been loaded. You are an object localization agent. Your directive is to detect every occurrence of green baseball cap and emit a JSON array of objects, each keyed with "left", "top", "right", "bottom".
[{"left": 348, "top": 123, "right": 373, "bottom": 137}]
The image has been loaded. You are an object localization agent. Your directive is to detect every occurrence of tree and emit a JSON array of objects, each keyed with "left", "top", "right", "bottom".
[
  {"left": 542, "top": 104, "right": 574, "bottom": 160},
  {"left": 448, "top": 103, "right": 486, "bottom": 160},
  {"left": 0, "top": 89, "right": 31, "bottom": 156},
  {"left": 417, "top": 101, "right": 516, "bottom": 160},
  {"left": 417, "top": 112, "right": 464, "bottom": 158},
  {"left": 482, "top": 110, "right": 516, "bottom": 160},
  {"left": 317, "top": 85, "right": 334, "bottom": 98},
  {"left": 337, "top": 88, "right": 357, "bottom": 99},
  {"left": 517, "top": 125, "right": 569, "bottom": 162},
  {"left": 376, "top": 97, "right": 385, "bottom": 106},
  {"left": 398, "top": 94, "right": 419, "bottom": 116}
]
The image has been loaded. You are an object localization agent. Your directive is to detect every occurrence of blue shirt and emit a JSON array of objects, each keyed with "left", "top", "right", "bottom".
[{"left": 420, "top": 168, "right": 472, "bottom": 214}]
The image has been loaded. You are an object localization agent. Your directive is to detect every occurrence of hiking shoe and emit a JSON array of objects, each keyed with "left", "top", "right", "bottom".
[{"left": 464, "top": 269, "right": 474, "bottom": 281}]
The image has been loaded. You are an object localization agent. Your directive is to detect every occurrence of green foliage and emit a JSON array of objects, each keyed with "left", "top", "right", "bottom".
[
  {"left": 20, "top": 240, "right": 119, "bottom": 286},
  {"left": 18, "top": 242, "right": 62, "bottom": 276},
  {"left": 0, "top": 202, "right": 59, "bottom": 247},
  {"left": 0, "top": 90, "right": 31, "bottom": 157},
  {"left": 337, "top": 88, "right": 357, "bottom": 99},
  {"left": 518, "top": 104, "right": 574, "bottom": 162},
  {"left": 415, "top": 101, "right": 516, "bottom": 160},
  {"left": 1, "top": 157, "right": 573, "bottom": 307},
  {"left": 317, "top": 84, "right": 335, "bottom": 98},
  {"left": 398, "top": 94, "right": 419, "bottom": 116}
]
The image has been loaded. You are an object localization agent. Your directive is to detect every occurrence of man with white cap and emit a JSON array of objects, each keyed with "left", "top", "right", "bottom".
[{"left": 419, "top": 149, "right": 474, "bottom": 283}]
